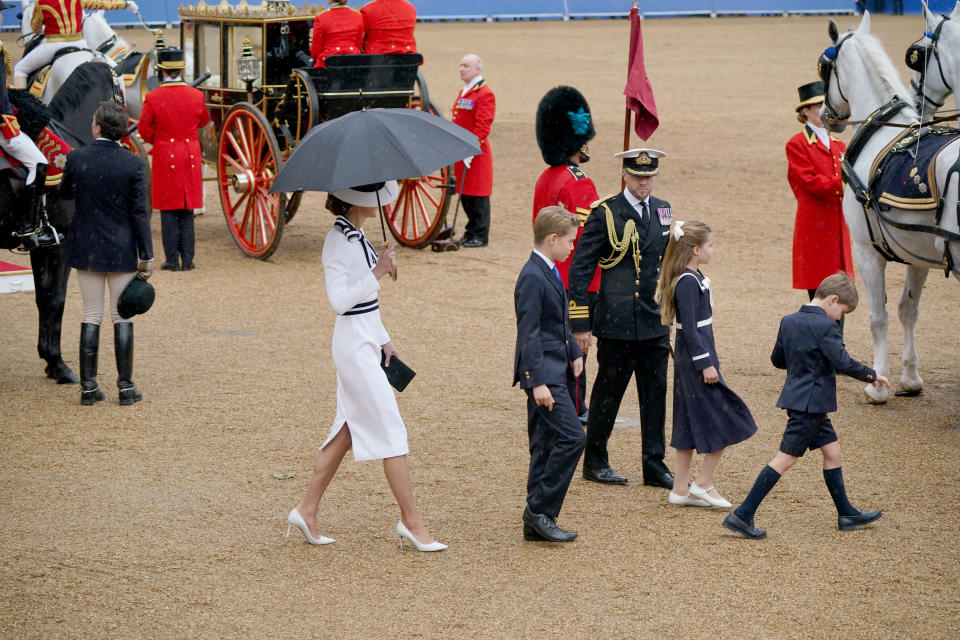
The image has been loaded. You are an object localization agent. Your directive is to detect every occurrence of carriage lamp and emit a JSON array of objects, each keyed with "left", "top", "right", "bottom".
[
  {"left": 237, "top": 36, "right": 260, "bottom": 99},
  {"left": 154, "top": 29, "right": 165, "bottom": 50}
]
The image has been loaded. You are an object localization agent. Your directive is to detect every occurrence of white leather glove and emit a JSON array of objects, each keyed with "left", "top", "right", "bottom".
[
  {"left": 126, "top": 1, "right": 139, "bottom": 14},
  {"left": 463, "top": 156, "right": 473, "bottom": 169}
]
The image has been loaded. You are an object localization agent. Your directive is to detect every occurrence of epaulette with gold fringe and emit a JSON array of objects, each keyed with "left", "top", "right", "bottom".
[{"left": 589, "top": 192, "right": 618, "bottom": 210}]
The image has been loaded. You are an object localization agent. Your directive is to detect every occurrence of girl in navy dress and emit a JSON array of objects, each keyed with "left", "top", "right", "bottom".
[{"left": 656, "top": 221, "right": 757, "bottom": 508}]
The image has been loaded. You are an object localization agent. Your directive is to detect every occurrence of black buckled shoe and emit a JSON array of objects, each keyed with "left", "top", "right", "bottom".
[
  {"left": 522, "top": 506, "right": 577, "bottom": 542},
  {"left": 643, "top": 470, "right": 675, "bottom": 489},
  {"left": 838, "top": 509, "right": 882, "bottom": 531},
  {"left": 461, "top": 238, "right": 488, "bottom": 248},
  {"left": 722, "top": 512, "right": 767, "bottom": 539},
  {"left": 583, "top": 466, "right": 629, "bottom": 485}
]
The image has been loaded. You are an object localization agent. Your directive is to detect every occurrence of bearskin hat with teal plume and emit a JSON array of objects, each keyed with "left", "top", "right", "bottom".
[{"left": 535, "top": 86, "right": 596, "bottom": 166}]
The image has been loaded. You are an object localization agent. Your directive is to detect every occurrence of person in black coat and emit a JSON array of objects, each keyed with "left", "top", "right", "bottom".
[
  {"left": 514, "top": 206, "right": 586, "bottom": 542},
  {"left": 723, "top": 273, "right": 889, "bottom": 539},
  {"left": 567, "top": 148, "right": 674, "bottom": 488},
  {"left": 60, "top": 100, "right": 153, "bottom": 406}
]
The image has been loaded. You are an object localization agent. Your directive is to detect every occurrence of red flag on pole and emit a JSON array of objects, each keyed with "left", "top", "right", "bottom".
[{"left": 623, "top": 6, "right": 659, "bottom": 141}]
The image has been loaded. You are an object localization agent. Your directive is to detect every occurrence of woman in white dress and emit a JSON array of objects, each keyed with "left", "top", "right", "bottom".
[{"left": 286, "top": 181, "right": 446, "bottom": 552}]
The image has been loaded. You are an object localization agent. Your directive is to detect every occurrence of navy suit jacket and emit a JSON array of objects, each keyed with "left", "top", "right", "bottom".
[
  {"left": 771, "top": 305, "right": 876, "bottom": 413},
  {"left": 60, "top": 140, "right": 153, "bottom": 272},
  {"left": 514, "top": 253, "right": 583, "bottom": 389}
]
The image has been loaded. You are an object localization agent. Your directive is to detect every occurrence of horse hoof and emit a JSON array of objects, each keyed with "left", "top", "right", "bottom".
[
  {"left": 45, "top": 361, "right": 79, "bottom": 385},
  {"left": 863, "top": 388, "right": 889, "bottom": 405},
  {"left": 894, "top": 388, "right": 924, "bottom": 397}
]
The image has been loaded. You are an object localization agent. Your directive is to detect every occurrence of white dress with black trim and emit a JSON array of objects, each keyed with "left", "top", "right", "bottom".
[
  {"left": 670, "top": 269, "right": 757, "bottom": 454},
  {"left": 318, "top": 216, "right": 408, "bottom": 461}
]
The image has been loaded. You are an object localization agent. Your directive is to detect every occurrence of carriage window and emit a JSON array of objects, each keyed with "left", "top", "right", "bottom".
[
  {"left": 198, "top": 23, "right": 222, "bottom": 88},
  {"left": 228, "top": 26, "right": 263, "bottom": 89},
  {"left": 180, "top": 21, "right": 195, "bottom": 83}
]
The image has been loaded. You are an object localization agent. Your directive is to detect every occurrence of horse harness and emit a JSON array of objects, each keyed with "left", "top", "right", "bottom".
[
  {"left": 841, "top": 97, "right": 960, "bottom": 274},
  {"left": 906, "top": 16, "right": 952, "bottom": 111}
]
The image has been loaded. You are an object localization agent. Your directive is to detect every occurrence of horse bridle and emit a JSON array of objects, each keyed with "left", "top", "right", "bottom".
[
  {"left": 818, "top": 31, "right": 856, "bottom": 124},
  {"left": 907, "top": 16, "right": 953, "bottom": 111}
]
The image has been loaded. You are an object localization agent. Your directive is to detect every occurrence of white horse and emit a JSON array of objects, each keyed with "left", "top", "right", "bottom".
[
  {"left": 18, "top": 0, "right": 121, "bottom": 106},
  {"left": 908, "top": 1, "right": 960, "bottom": 122},
  {"left": 819, "top": 12, "right": 960, "bottom": 403}
]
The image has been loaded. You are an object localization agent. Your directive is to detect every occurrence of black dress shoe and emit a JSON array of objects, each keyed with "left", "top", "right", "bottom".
[
  {"left": 838, "top": 509, "right": 882, "bottom": 531},
  {"left": 583, "top": 466, "right": 629, "bottom": 485},
  {"left": 160, "top": 262, "right": 180, "bottom": 271},
  {"left": 457, "top": 235, "right": 473, "bottom": 245},
  {"left": 722, "top": 512, "right": 767, "bottom": 539},
  {"left": 643, "top": 470, "right": 675, "bottom": 489},
  {"left": 181, "top": 262, "right": 195, "bottom": 271},
  {"left": 522, "top": 506, "right": 577, "bottom": 542},
  {"left": 461, "top": 238, "right": 488, "bottom": 248}
]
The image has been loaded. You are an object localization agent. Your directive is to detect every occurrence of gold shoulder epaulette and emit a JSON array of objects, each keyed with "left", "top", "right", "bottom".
[
  {"left": 1, "top": 44, "right": 10, "bottom": 78},
  {"left": 590, "top": 193, "right": 618, "bottom": 209}
]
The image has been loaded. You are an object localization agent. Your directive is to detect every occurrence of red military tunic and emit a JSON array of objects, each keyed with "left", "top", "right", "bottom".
[
  {"left": 311, "top": 6, "right": 364, "bottom": 68},
  {"left": 360, "top": 0, "right": 417, "bottom": 55},
  {"left": 32, "top": 0, "right": 128, "bottom": 42},
  {"left": 533, "top": 164, "right": 601, "bottom": 291},
  {"left": 786, "top": 124, "right": 854, "bottom": 289},
  {"left": 451, "top": 78, "right": 495, "bottom": 197},
  {"left": 138, "top": 81, "right": 210, "bottom": 211}
]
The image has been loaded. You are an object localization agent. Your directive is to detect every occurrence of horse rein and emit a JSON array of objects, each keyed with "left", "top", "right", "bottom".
[{"left": 907, "top": 16, "right": 952, "bottom": 112}]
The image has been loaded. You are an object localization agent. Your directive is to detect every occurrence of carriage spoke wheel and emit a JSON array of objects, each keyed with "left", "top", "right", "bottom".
[
  {"left": 217, "top": 103, "right": 287, "bottom": 259},
  {"left": 386, "top": 163, "right": 452, "bottom": 248}
]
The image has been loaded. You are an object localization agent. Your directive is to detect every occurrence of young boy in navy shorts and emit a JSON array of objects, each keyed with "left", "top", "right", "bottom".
[{"left": 723, "top": 273, "right": 889, "bottom": 539}]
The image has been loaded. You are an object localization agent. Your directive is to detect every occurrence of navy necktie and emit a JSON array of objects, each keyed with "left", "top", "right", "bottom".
[{"left": 640, "top": 201, "right": 648, "bottom": 222}]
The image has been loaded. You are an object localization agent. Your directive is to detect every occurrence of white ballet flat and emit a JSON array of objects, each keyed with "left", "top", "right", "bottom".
[
  {"left": 397, "top": 520, "right": 447, "bottom": 552},
  {"left": 689, "top": 483, "right": 733, "bottom": 508},
  {"left": 285, "top": 508, "right": 335, "bottom": 545},
  {"left": 668, "top": 491, "right": 710, "bottom": 507}
]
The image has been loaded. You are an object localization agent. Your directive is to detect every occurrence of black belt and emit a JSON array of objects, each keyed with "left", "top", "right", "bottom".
[{"left": 342, "top": 299, "right": 379, "bottom": 316}]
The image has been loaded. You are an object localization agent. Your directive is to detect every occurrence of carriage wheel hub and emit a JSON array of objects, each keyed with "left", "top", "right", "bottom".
[{"left": 231, "top": 170, "right": 256, "bottom": 194}]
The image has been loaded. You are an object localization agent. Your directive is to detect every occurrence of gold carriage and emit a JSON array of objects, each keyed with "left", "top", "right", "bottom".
[{"left": 177, "top": 0, "right": 451, "bottom": 259}]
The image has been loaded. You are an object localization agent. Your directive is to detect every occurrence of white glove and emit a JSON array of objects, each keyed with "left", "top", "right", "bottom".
[
  {"left": 463, "top": 156, "right": 473, "bottom": 169},
  {"left": 126, "top": 1, "right": 139, "bottom": 13}
]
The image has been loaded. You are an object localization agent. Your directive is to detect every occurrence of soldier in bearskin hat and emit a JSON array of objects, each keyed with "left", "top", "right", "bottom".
[{"left": 532, "top": 86, "right": 599, "bottom": 424}]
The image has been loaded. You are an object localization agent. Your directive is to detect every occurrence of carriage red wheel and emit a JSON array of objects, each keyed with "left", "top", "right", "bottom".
[
  {"left": 386, "top": 101, "right": 453, "bottom": 248},
  {"left": 217, "top": 103, "right": 287, "bottom": 259}
]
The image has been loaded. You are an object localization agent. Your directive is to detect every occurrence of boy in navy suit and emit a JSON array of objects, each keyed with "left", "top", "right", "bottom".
[
  {"left": 723, "top": 273, "right": 889, "bottom": 539},
  {"left": 514, "top": 206, "right": 586, "bottom": 542}
]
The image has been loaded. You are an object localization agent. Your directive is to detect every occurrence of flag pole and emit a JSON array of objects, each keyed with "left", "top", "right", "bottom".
[{"left": 623, "top": 2, "right": 640, "bottom": 189}]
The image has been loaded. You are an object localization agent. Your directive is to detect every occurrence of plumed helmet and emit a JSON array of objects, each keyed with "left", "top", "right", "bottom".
[{"left": 535, "top": 86, "right": 596, "bottom": 166}]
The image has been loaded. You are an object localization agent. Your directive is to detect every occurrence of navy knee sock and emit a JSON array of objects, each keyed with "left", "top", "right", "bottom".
[
  {"left": 734, "top": 465, "right": 781, "bottom": 523},
  {"left": 823, "top": 467, "right": 858, "bottom": 517}
]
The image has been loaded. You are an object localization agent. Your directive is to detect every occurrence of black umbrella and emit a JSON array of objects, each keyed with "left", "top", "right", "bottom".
[{"left": 269, "top": 107, "right": 480, "bottom": 194}]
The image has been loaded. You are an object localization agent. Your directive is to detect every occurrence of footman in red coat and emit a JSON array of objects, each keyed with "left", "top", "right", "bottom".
[{"left": 451, "top": 54, "right": 495, "bottom": 247}]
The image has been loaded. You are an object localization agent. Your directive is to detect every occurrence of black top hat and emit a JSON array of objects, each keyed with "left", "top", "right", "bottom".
[
  {"left": 615, "top": 148, "right": 666, "bottom": 177},
  {"left": 156, "top": 47, "right": 186, "bottom": 71},
  {"left": 117, "top": 277, "right": 155, "bottom": 319},
  {"left": 535, "top": 86, "right": 596, "bottom": 166},
  {"left": 795, "top": 81, "right": 825, "bottom": 112},
  {"left": 0, "top": 2, "right": 16, "bottom": 11}
]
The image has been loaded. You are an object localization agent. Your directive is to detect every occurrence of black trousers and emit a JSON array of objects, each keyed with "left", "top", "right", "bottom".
[
  {"left": 584, "top": 336, "right": 669, "bottom": 475},
  {"left": 460, "top": 194, "right": 490, "bottom": 243},
  {"left": 161, "top": 209, "right": 195, "bottom": 267},
  {"left": 525, "top": 384, "right": 586, "bottom": 518}
]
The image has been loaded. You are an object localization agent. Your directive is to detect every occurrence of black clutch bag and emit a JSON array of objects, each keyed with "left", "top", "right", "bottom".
[{"left": 381, "top": 350, "right": 416, "bottom": 392}]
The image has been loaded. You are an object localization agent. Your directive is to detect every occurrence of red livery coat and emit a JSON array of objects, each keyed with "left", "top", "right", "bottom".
[
  {"left": 139, "top": 81, "right": 210, "bottom": 211},
  {"left": 451, "top": 79, "right": 495, "bottom": 197},
  {"left": 32, "top": 0, "right": 127, "bottom": 42},
  {"left": 786, "top": 125, "right": 854, "bottom": 289},
  {"left": 360, "top": 0, "right": 417, "bottom": 55},
  {"left": 311, "top": 6, "right": 364, "bottom": 68},
  {"left": 533, "top": 164, "right": 601, "bottom": 291}
]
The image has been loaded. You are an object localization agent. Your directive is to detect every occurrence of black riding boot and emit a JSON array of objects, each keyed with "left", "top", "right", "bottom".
[
  {"left": 79, "top": 322, "right": 105, "bottom": 405},
  {"left": 114, "top": 322, "right": 142, "bottom": 405},
  {"left": 18, "top": 165, "right": 59, "bottom": 251}
]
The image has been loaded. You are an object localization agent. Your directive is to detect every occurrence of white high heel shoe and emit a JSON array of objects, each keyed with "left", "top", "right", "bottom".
[
  {"left": 397, "top": 520, "right": 447, "bottom": 552},
  {"left": 285, "top": 508, "right": 335, "bottom": 545},
  {"left": 689, "top": 483, "right": 733, "bottom": 508}
]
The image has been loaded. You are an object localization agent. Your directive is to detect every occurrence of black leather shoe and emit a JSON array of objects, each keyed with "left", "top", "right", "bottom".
[
  {"left": 643, "top": 470, "right": 675, "bottom": 489},
  {"left": 583, "top": 466, "right": 629, "bottom": 485},
  {"left": 522, "top": 506, "right": 577, "bottom": 542},
  {"left": 160, "top": 262, "right": 179, "bottom": 271},
  {"left": 461, "top": 238, "right": 488, "bottom": 248},
  {"left": 181, "top": 262, "right": 195, "bottom": 271},
  {"left": 722, "top": 512, "right": 767, "bottom": 539},
  {"left": 457, "top": 235, "right": 473, "bottom": 245},
  {"left": 838, "top": 509, "right": 882, "bottom": 531}
]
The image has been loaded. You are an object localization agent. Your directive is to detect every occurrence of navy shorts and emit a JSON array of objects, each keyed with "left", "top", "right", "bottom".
[{"left": 779, "top": 410, "right": 838, "bottom": 457}]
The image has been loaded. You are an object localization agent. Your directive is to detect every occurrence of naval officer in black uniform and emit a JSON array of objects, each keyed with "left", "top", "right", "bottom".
[{"left": 567, "top": 148, "right": 674, "bottom": 488}]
